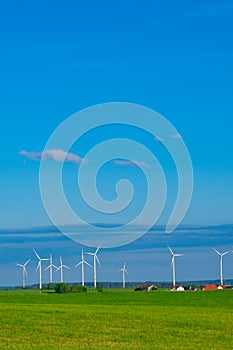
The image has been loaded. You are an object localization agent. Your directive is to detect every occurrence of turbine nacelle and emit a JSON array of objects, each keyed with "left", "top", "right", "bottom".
[
  {"left": 119, "top": 262, "right": 128, "bottom": 274},
  {"left": 75, "top": 248, "right": 92, "bottom": 287},
  {"left": 85, "top": 244, "right": 101, "bottom": 288},
  {"left": 56, "top": 255, "right": 69, "bottom": 271},
  {"left": 86, "top": 244, "right": 101, "bottom": 266},
  {"left": 33, "top": 249, "right": 49, "bottom": 289},
  {"left": 15, "top": 258, "right": 30, "bottom": 288},
  {"left": 118, "top": 262, "right": 128, "bottom": 288},
  {"left": 213, "top": 248, "right": 230, "bottom": 285},
  {"left": 213, "top": 248, "right": 230, "bottom": 257},
  {"left": 168, "top": 245, "right": 183, "bottom": 288}
]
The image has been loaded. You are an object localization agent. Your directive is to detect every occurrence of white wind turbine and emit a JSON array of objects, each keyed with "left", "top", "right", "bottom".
[
  {"left": 33, "top": 250, "right": 49, "bottom": 289},
  {"left": 213, "top": 248, "right": 230, "bottom": 286},
  {"left": 119, "top": 262, "right": 128, "bottom": 288},
  {"left": 168, "top": 246, "right": 183, "bottom": 288},
  {"left": 44, "top": 253, "right": 57, "bottom": 284},
  {"left": 75, "top": 249, "right": 92, "bottom": 286},
  {"left": 56, "top": 255, "right": 69, "bottom": 283},
  {"left": 86, "top": 244, "right": 101, "bottom": 288},
  {"left": 15, "top": 259, "right": 30, "bottom": 289}
]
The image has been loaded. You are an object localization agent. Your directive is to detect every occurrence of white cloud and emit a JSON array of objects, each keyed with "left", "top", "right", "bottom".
[
  {"left": 112, "top": 159, "right": 150, "bottom": 168},
  {"left": 19, "top": 149, "right": 86, "bottom": 165}
]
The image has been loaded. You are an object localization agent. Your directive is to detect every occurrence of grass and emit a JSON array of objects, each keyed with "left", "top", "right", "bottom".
[{"left": 0, "top": 289, "right": 232, "bottom": 349}]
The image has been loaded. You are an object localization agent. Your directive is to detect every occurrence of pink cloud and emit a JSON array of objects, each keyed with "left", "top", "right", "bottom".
[
  {"left": 19, "top": 149, "right": 85, "bottom": 165},
  {"left": 112, "top": 159, "right": 150, "bottom": 168}
]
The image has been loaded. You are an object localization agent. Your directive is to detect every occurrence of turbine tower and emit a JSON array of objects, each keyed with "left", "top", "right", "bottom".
[
  {"left": 86, "top": 244, "right": 101, "bottom": 288},
  {"left": 15, "top": 259, "right": 30, "bottom": 289},
  {"left": 75, "top": 249, "right": 92, "bottom": 286},
  {"left": 56, "top": 255, "right": 69, "bottom": 283},
  {"left": 33, "top": 250, "right": 49, "bottom": 290},
  {"left": 44, "top": 253, "right": 57, "bottom": 284},
  {"left": 213, "top": 248, "right": 229, "bottom": 286},
  {"left": 119, "top": 262, "right": 128, "bottom": 288},
  {"left": 168, "top": 246, "right": 183, "bottom": 288}
]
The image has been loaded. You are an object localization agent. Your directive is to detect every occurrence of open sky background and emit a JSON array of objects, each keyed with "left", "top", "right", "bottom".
[{"left": 0, "top": 0, "right": 232, "bottom": 286}]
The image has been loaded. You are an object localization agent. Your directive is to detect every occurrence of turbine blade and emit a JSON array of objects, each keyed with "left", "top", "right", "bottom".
[
  {"left": 213, "top": 248, "right": 221, "bottom": 255},
  {"left": 222, "top": 251, "right": 230, "bottom": 256},
  {"left": 63, "top": 265, "right": 70, "bottom": 269},
  {"left": 84, "top": 261, "right": 92, "bottom": 267},
  {"left": 24, "top": 259, "right": 30, "bottom": 266},
  {"left": 95, "top": 255, "right": 101, "bottom": 266},
  {"left": 168, "top": 245, "right": 174, "bottom": 255},
  {"left": 33, "top": 249, "right": 40, "bottom": 260},
  {"left": 75, "top": 261, "right": 82, "bottom": 268},
  {"left": 95, "top": 245, "right": 101, "bottom": 255},
  {"left": 44, "top": 265, "right": 50, "bottom": 271},
  {"left": 36, "top": 261, "right": 40, "bottom": 271}
]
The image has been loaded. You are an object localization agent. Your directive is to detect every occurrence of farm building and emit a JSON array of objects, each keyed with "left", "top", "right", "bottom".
[
  {"left": 224, "top": 285, "right": 233, "bottom": 290},
  {"left": 202, "top": 284, "right": 218, "bottom": 291},
  {"left": 176, "top": 286, "right": 185, "bottom": 292},
  {"left": 170, "top": 286, "right": 184, "bottom": 292},
  {"left": 135, "top": 285, "right": 157, "bottom": 291},
  {"left": 148, "top": 285, "right": 157, "bottom": 291}
]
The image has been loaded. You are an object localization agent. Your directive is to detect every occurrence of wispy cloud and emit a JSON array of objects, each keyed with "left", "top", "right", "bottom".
[
  {"left": 112, "top": 159, "right": 150, "bottom": 168},
  {"left": 154, "top": 134, "right": 182, "bottom": 142},
  {"left": 171, "top": 133, "right": 182, "bottom": 139},
  {"left": 154, "top": 135, "right": 163, "bottom": 143},
  {"left": 19, "top": 149, "right": 86, "bottom": 165}
]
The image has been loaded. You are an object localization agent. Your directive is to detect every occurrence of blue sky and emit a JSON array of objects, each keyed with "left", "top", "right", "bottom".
[
  {"left": 1, "top": 225, "right": 233, "bottom": 287},
  {"left": 0, "top": 1, "right": 232, "bottom": 284}
]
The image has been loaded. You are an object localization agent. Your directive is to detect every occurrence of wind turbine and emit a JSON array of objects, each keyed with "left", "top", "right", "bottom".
[
  {"left": 168, "top": 246, "right": 183, "bottom": 288},
  {"left": 15, "top": 259, "right": 30, "bottom": 289},
  {"left": 86, "top": 244, "right": 101, "bottom": 288},
  {"left": 44, "top": 253, "right": 57, "bottom": 284},
  {"left": 56, "top": 255, "right": 69, "bottom": 283},
  {"left": 119, "top": 262, "right": 128, "bottom": 288},
  {"left": 213, "top": 248, "right": 230, "bottom": 286},
  {"left": 33, "top": 250, "right": 49, "bottom": 290},
  {"left": 75, "top": 249, "right": 92, "bottom": 286}
]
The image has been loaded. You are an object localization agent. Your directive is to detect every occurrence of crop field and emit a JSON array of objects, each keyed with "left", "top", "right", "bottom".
[{"left": 0, "top": 289, "right": 232, "bottom": 349}]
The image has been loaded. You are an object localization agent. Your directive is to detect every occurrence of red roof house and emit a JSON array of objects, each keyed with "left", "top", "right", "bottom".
[{"left": 202, "top": 284, "right": 218, "bottom": 291}]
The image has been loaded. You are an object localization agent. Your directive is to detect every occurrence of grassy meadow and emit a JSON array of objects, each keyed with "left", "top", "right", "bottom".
[{"left": 0, "top": 289, "right": 232, "bottom": 349}]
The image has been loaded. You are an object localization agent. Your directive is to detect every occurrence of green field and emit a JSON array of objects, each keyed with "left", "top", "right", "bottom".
[{"left": 0, "top": 289, "right": 232, "bottom": 349}]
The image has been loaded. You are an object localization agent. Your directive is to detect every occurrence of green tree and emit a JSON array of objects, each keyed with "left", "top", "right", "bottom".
[
  {"left": 70, "top": 285, "right": 87, "bottom": 293},
  {"left": 150, "top": 286, "right": 157, "bottom": 291},
  {"left": 54, "top": 283, "right": 69, "bottom": 293},
  {"left": 47, "top": 283, "right": 55, "bottom": 290}
]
